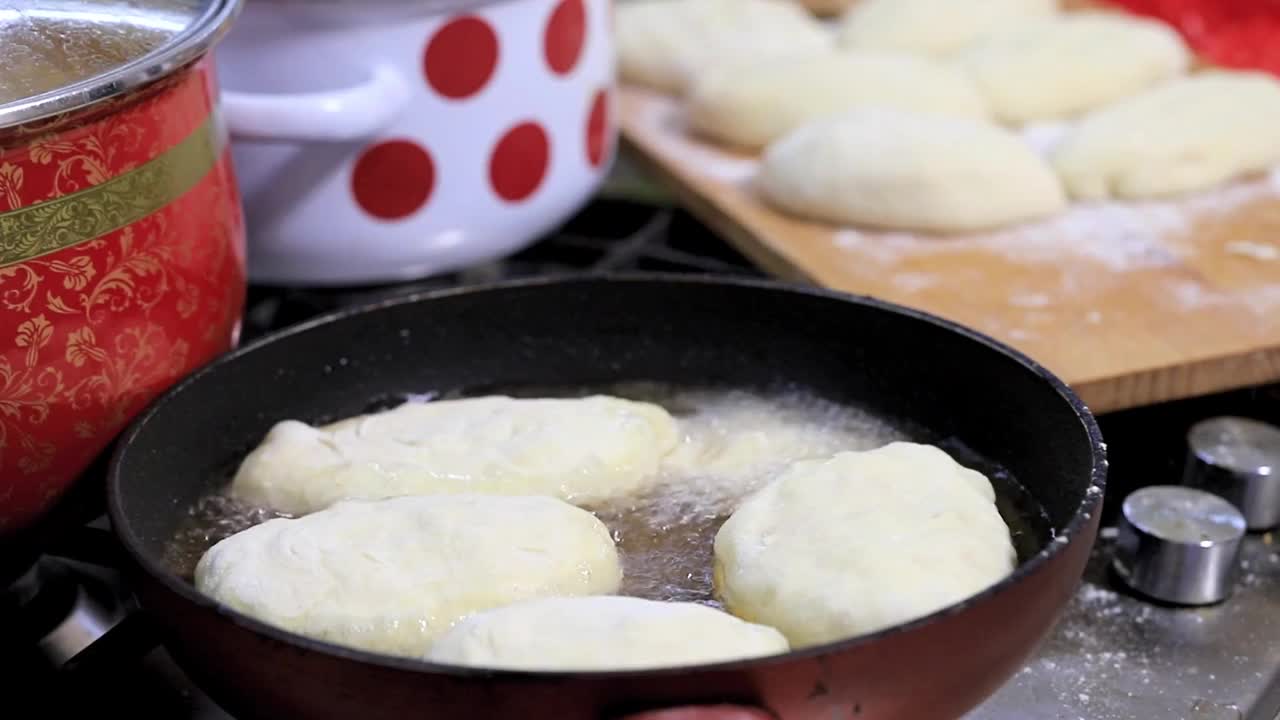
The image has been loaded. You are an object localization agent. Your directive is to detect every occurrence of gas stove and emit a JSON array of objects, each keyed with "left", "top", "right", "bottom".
[{"left": 12, "top": 194, "right": 1280, "bottom": 720}]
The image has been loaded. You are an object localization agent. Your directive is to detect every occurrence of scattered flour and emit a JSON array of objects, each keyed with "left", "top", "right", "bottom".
[
  {"left": 1226, "top": 240, "right": 1280, "bottom": 261},
  {"left": 633, "top": 90, "right": 1280, "bottom": 326},
  {"left": 1009, "top": 292, "right": 1053, "bottom": 309},
  {"left": 890, "top": 272, "right": 939, "bottom": 293},
  {"left": 830, "top": 174, "right": 1280, "bottom": 274},
  {"left": 635, "top": 91, "right": 760, "bottom": 184}
]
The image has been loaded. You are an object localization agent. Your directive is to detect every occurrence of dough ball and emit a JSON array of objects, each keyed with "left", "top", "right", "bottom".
[
  {"left": 758, "top": 109, "right": 1067, "bottom": 233},
  {"left": 958, "top": 12, "right": 1191, "bottom": 125},
  {"left": 1052, "top": 71, "right": 1280, "bottom": 201},
  {"left": 425, "top": 596, "right": 789, "bottom": 671},
  {"left": 687, "top": 51, "right": 990, "bottom": 151},
  {"left": 713, "top": 442, "right": 1017, "bottom": 648},
  {"left": 194, "top": 494, "right": 622, "bottom": 658},
  {"left": 230, "top": 395, "right": 679, "bottom": 515},
  {"left": 617, "top": 0, "right": 832, "bottom": 95},
  {"left": 838, "top": 0, "right": 1059, "bottom": 57}
]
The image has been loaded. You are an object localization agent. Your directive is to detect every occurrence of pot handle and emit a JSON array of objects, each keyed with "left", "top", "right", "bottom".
[
  {"left": 221, "top": 62, "right": 412, "bottom": 143},
  {"left": 613, "top": 705, "right": 778, "bottom": 720}
]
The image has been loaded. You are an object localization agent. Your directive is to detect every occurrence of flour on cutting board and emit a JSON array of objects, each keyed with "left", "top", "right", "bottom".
[
  {"left": 633, "top": 95, "right": 759, "bottom": 184},
  {"left": 1226, "top": 240, "right": 1280, "bottom": 261},
  {"left": 832, "top": 166, "right": 1280, "bottom": 324},
  {"left": 635, "top": 94, "right": 1280, "bottom": 268},
  {"left": 832, "top": 169, "right": 1280, "bottom": 273},
  {"left": 1168, "top": 280, "right": 1280, "bottom": 315},
  {"left": 631, "top": 91, "right": 1280, "bottom": 320},
  {"left": 830, "top": 173, "right": 1280, "bottom": 322},
  {"left": 1009, "top": 292, "right": 1053, "bottom": 309}
]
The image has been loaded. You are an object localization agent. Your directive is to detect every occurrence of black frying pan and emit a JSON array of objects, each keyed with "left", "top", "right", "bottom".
[{"left": 103, "top": 275, "right": 1106, "bottom": 720}]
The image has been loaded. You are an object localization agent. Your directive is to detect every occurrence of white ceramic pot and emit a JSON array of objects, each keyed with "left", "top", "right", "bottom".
[{"left": 215, "top": 0, "right": 617, "bottom": 286}]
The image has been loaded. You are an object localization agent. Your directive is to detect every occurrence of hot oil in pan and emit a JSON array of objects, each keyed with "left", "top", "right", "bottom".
[
  {"left": 162, "top": 383, "right": 1052, "bottom": 605},
  {"left": 582, "top": 384, "right": 908, "bottom": 605},
  {"left": 164, "top": 493, "right": 291, "bottom": 577}
]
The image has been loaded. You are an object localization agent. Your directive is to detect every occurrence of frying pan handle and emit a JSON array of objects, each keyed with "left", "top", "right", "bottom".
[{"left": 612, "top": 705, "right": 777, "bottom": 720}]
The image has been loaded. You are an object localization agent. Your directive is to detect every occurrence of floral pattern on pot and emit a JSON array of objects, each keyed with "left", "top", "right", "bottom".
[{"left": 0, "top": 58, "right": 246, "bottom": 533}]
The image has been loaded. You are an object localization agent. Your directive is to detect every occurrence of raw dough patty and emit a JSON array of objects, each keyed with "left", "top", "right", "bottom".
[
  {"left": 838, "top": 0, "right": 1059, "bottom": 57},
  {"left": 758, "top": 109, "right": 1066, "bottom": 233},
  {"left": 1051, "top": 71, "right": 1280, "bottom": 201},
  {"left": 617, "top": 0, "right": 832, "bottom": 95},
  {"left": 713, "top": 442, "right": 1017, "bottom": 647},
  {"left": 959, "top": 12, "right": 1191, "bottom": 124},
  {"left": 425, "top": 596, "right": 789, "bottom": 671},
  {"left": 230, "top": 395, "right": 679, "bottom": 515},
  {"left": 194, "top": 494, "right": 622, "bottom": 658},
  {"left": 687, "top": 51, "right": 990, "bottom": 151}
]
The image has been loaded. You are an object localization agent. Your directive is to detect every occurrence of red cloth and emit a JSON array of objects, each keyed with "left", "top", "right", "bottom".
[{"left": 1111, "top": 0, "right": 1280, "bottom": 75}]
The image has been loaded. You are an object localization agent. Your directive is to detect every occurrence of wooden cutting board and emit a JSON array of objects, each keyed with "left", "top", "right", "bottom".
[{"left": 618, "top": 84, "right": 1280, "bottom": 414}]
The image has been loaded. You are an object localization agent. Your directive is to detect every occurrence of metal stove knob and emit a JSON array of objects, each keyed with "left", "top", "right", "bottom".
[
  {"left": 1183, "top": 416, "right": 1280, "bottom": 531},
  {"left": 1112, "top": 485, "right": 1246, "bottom": 605}
]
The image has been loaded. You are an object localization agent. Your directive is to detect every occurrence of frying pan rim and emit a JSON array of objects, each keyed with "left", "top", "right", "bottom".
[{"left": 106, "top": 272, "right": 1108, "bottom": 680}]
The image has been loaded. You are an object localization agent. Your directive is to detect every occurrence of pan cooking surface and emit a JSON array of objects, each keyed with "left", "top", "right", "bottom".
[{"left": 160, "top": 382, "right": 1053, "bottom": 613}]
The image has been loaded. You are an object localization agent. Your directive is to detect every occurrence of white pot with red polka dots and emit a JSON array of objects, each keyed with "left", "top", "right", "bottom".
[{"left": 214, "top": 0, "right": 616, "bottom": 286}]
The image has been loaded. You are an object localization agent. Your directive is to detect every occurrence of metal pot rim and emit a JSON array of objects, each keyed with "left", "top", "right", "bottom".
[{"left": 0, "top": 0, "right": 243, "bottom": 129}]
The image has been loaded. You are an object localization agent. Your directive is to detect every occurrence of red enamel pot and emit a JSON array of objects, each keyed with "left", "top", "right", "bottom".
[{"left": 0, "top": 0, "right": 248, "bottom": 554}]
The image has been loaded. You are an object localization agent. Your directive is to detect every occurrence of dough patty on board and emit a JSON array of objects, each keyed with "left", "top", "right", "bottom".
[
  {"left": 758, "top": 109, "right": 1066, "bottom": 233},
  {"left": 617, "top": 0, "right": 832, "bottom": 95},
  {"left": 687, "top": 51, "right": 990, "bottom": 151},
  {"left": 838, "top": 0, "right": 1059, "bottom": 57},
  {"left": 958, "top": 12, "right": 1191, "bottom": 124},
  {"left": 1052, "top": 71, "right": 1280, "bottom": 201}
]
